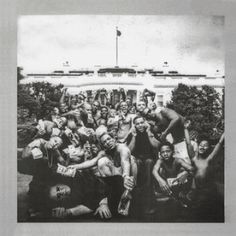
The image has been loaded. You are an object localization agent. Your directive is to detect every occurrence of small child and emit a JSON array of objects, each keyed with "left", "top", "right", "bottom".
[{"left": 152, "top": 142, "right": 194, "bottom": 205}]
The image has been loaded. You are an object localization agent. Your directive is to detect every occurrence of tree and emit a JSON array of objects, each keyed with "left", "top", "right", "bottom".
[
  {"left": 167, "top": 83, "right": 224, "bottom": 140},
  {"left": 18, "top": 81, "right": 64, "bottom": 120}
]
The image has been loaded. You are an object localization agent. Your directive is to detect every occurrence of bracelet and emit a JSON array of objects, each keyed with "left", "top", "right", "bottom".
[{"left": 99, "top": 203, "right": 108, "bottom": 206}]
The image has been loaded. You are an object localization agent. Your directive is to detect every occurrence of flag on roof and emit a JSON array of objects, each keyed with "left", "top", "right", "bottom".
[{"left": 117, "top": 29, "right": 121, "bottom": 37}]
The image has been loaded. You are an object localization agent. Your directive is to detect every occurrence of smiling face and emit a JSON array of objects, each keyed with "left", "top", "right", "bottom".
[
  {"left": 120, "top": 102, "right": 128, "bottom": 114},
  {"left": 134, "top": 117, "right": 146, "bottom": 133},
  {"left": 49, "top": 184, "right": 71, "bottom": 202},
  {"left": 198, "top": 140, "right": 210, "bottom": 156},
  {"left": 100, "top": 133, "right": 116, "bottom": 150}
]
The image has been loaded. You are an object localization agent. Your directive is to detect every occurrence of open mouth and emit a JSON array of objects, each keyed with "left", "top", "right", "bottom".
[{"left": 107, "top": 143, "right": 114, "bottom": 149}]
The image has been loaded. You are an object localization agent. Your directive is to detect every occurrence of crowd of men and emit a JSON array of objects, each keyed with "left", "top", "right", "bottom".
[{"left": 18, "top": 87, "right": 224, "bottom": 221}]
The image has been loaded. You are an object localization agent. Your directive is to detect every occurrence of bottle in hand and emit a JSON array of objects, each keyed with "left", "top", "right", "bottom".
[{"left": 118, "top": 189, "right": 132, "bottom": 216}]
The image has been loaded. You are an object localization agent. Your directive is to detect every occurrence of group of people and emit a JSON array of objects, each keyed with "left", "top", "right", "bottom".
[{"left": 18, "top": 87, "right": 224, "bottom": 221}]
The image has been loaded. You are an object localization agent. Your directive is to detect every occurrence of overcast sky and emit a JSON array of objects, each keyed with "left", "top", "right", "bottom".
[{"left": 18, "top": 15, "right": 224, "bottom": 76}]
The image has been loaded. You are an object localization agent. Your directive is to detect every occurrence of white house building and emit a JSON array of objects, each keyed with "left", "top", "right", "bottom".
[{"left": 20, "top": 67, "right": 225, "bottom": 106}]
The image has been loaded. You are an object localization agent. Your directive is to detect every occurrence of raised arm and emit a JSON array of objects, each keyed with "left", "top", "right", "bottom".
[
  {"left": 94, "top": 90, "right": 100, "bottom": 101},
  {"left": 143, "top": 88, "right": 156, "bottom": 102},
  {"left": 183, "top": 120, "right": 196, "bottom": 159},
  {"left": 120, "top": 88, "right": 126, "bottom": 101},
  {"left": 207, "top": 133, "right": 224, "bottom": 162},
  {"left": 59, "top": 88, "right": 67, "bottom": 105}
]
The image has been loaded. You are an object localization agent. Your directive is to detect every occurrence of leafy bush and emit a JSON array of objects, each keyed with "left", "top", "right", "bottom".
[
  {"left": 167, "top": 83, "right": 224, "bottom": 140},
  {"left": 17, "top": 82, "right": 64, "bottom": 120}
]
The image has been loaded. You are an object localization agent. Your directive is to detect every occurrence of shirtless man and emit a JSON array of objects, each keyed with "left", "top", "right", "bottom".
[
  {"left": 92, "top": 100, "right": 101, "bottom": 125},
  {"left": 34, "top": 118, "right": 66, "bottom": 140},
  {"left": 117, "top": 101, "right": 134, "bottom": 143},
  {"left": 97, "top": 106, "right": 109, "bottom": 126},
  {"left": 136, "top": 100, "right": 193, "bottom": 164},
  {"left": 68, "top": 133, "right": 136, "bottom": 190},
  {"left": 152, "top": 142, "right": 194, "bottom": 203},
  {"left": 184, "top": 121, "right": 224, "bottom": 203},
  {"left": 59, "top": 88, "right": 69, "bottom": 114},
  {"left": 107, "top": 108, "right": 119, "bottom": 139},
  {"left": 68, "top": 133, "right": 137, "bottom": 215},
  {"left": 136, "top": 100, "right": 185, "bottom": 144},
  {"left": 18, "top": 137, "right": 65, "bottom": 179}
]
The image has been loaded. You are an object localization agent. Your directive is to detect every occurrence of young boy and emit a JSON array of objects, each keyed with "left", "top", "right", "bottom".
[
  {"left": 152, "top": 142, "right": 194, "bottom": 201},
  {"left": 183, "top": 120, "right": 224, "bottom": 203}
]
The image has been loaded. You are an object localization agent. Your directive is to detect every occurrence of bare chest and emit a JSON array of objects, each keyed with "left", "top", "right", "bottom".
[{"left": 193, "top": 158, "right": 209, "bottom": 177}]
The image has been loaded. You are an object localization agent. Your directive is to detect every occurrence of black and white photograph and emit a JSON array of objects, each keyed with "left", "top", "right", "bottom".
[{"left": 17, "top": 15, "right": 225, "bottom": 223}]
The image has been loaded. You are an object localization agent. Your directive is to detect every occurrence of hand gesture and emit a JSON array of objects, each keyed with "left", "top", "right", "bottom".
[
  {"left": 130, "top": 127, "right": 137, "bottom": 137},
  {"left": 144, "top": 122, "right": 151, "bottom": 132},
  {"left": 174, "top": 171, "right": 188, "bottom": 185},
  {"left": 123, "top": 176, "right": 135, "bottom": 191},
  {"left": 159, "top": 179, "right": 172, "bottom": 195},
  {"left": 86, "top": 129, "right": 93, "bottom": 136},
  {"left": 184, "top": 120, "right": 191, "bottom": 129},
  {"left": 38, "top": 128, "right": 46, "bottom": 136},
  {"left": 94, "top": 204, "right": 112, "bottom": 219},
  {"left": 65, "top": 127, "right": 72, "bottom": 136}
]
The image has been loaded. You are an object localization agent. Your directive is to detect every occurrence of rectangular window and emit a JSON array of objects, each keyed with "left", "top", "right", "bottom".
[{"left": 157, "top": 95, "right": 164, "bottom": 107}]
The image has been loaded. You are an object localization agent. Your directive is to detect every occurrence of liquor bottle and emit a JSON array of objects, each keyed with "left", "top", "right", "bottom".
[{"left": 117, "top": 189, "right": 132, "bottom": 216}]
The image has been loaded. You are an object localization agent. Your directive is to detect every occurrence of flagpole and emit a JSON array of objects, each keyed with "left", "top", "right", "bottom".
[{"left": 116, "top": 26, "right": 118, "bottom": 67}]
